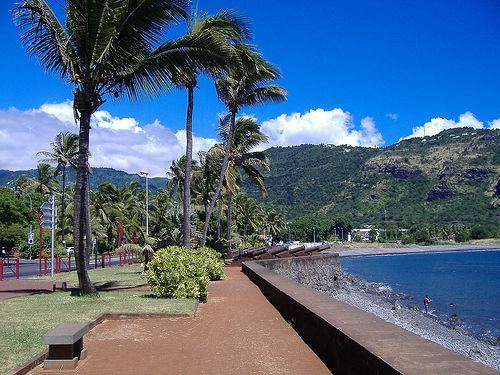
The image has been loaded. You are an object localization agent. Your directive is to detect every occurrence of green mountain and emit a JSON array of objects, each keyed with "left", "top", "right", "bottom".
[
  {"left": 1, "top": 127, "right": 498, "bottom": 227},
  {"left": 247, "top": 127, "right": 500, "bottom": 226},
  {"left": 0, "top": 167, "right": 168, "bottom": 191}
]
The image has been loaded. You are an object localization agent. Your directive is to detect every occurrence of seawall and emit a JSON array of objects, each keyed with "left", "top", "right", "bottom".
[{"left": 242, "top": 254, "right": 498, "bottom": 375}]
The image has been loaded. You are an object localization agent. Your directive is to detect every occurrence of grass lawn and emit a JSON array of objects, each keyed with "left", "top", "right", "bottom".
[
  {"left": 1, "top": 265, "right": 196, "bottom": 375},
  {"left": 31, "top": 263, "right": 147, "bottom": 288}
]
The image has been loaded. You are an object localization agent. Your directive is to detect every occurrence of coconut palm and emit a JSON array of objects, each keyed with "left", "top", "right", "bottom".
[
  {"left": 219, "top": 117, "right": 270, "bottom": 253},
  {"left": 201, "top": 46, "right": 287, "bottom": 246},
  {"left": 262, "top": 207, "right": 287, "bottom": 245},
  {"left": 18, "top": 163, "right": 58, "bottom": 196},
  {"left": 167, "top": 156, "right": 199, "bottom": 201},
  {"left": 15, "top": 0, "right": 240, "bottom": 294},
  {"left": 176, "top": 11, "right": 250, "bottom": 250},
  {"left": 38, "top": 131, "right": 78, "bottom": 243}
]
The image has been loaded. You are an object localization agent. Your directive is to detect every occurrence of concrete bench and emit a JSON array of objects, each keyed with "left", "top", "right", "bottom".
[{"left": 42, "top": 323, "right": 89, "bottom": 370}]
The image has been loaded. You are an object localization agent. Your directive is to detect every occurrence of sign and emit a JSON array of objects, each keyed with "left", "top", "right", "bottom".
[
  {"left": 40, "top": 201, "right": 55, "bottom": 227},
  {"left": 39, "top": 195, "right": 56, "bottom": 278},
  {"left": 28, "top": 232, "right": 34, "bottom": 245}
]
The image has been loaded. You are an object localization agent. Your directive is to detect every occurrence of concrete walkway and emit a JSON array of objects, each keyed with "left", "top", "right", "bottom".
[{"left": 50, "top": 267, "right": 330, "bottom": 374}]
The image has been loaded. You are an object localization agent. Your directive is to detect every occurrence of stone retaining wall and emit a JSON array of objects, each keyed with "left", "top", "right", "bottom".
[{"left": 257, "top": 254, "right": 346, "bottom": 294}]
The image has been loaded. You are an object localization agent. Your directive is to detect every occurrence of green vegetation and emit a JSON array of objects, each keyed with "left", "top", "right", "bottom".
[
  {"left": 248, "top": 128, "right": 499, "bottom": 228},
  {"left": 193, "top": 247, "right": 225, "bottom": 281},
  {"left": 0, "top": 291, "right": 195, "bottom": 375},
  {"left": 145, "top": 246, "right": 218, "bottom": 301},
  {"left": 12, "top": 0, "right": 286, "bottom": 293}
]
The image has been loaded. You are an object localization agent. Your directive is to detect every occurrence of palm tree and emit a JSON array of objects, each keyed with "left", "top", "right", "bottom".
[
  {"left": 18, "top": 163, "right": 58, "bottom": 196},
  {"left": 38, "top": 131, "right": 78, "bottom": 243},
  {"left": 201, "top": 46, "right": 287, "bottom": 246},
  {"left": 176, "top": 11, "right": 250, "bottom": 250},
  {"left": 167, "top": 156, "right": 199, "bottom": 201},
  {"left": 219, "top": 117, "right": 270, "bottom": 253},
  {"left": 15, "top": 0, "right": 240, "bottom": 294},
  {"left": 262, "top": 207, "right": 286, "bottom": 245}
]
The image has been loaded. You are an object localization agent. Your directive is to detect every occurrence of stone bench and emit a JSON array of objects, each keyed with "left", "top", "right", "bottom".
[{"left": 42, "top": 323, "right": 89, "bottom": 370}]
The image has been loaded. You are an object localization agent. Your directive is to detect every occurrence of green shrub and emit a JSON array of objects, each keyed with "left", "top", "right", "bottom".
[
  {"left": 455, "top": 230, "right": 470, "bottom": 243},
  {"left": 193, "top": 247, "right": 225, "bottom": 281},
  {"left": 469, "top": 224, "right": 497, "bottom": 239},
  {"left": 145, "top": 246, "right": 209, "bottom": 302}
]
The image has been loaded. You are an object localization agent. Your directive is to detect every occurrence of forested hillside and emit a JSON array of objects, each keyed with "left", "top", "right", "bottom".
[
  {"left": 247, "top": 127, "right": 499, "bottom": 226},
  {"left": 0, "top": 167, "right": 167, "bottom": 191},
  {"left": 2, "top": 128, "right": 498, "bottom": 228}
]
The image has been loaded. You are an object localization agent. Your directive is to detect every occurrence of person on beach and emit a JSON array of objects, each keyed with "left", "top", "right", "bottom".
[{"left": 424, "top": 295, "right": 431, "bottom": 313}]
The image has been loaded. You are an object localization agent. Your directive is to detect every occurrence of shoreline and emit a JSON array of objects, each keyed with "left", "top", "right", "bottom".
[
  {"left": 328, "top": 243, "right": 500, "bottom": 258},
  {"left": 326, "top": 270, "right": 500, "bottom": 371}
]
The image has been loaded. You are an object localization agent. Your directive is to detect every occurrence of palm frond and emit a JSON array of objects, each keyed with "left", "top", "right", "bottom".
[{"left": 14, "top": 0, "right": 76, "bottom": 79}]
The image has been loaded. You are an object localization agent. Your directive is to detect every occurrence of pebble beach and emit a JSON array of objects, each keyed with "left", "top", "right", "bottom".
[{"left": 327, "top": 273, "right": 500, "bottom": 371}]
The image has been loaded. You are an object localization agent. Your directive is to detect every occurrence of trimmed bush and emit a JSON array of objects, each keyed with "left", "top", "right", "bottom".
[
  {"left": 193, "top": 247, "right": 225, "bottom": 281},
  {"left": 145, "top": 246, "right": 209, "bottom": 302}
]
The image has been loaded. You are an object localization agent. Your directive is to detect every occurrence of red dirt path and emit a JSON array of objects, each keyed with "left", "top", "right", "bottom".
[{"left": 45, "top": 267, "right": 331, "bottom": 374}]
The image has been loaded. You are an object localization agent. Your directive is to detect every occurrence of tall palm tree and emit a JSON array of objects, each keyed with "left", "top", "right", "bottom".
[
  {"left": 176, "top": 11, "right": 250, "bottom": 250},
  {"left": 38, "top": 131, "right": 78, "bottom": 243},
  {"left": 15, "top": 0, "right": 239, "bottom": 294},
  {"left": 219, "top": 117, "right": 270, "bottom": 253},
  {"left": 201, "top": 46, "right": 287, "bottom": 246}
]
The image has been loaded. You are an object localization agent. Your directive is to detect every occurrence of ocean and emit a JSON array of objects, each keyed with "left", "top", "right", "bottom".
[{"left": 341, "top": 249, "right": 500, "bottom": 341}]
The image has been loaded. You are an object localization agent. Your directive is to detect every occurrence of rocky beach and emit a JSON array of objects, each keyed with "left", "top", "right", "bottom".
[{"left": 328, "top": 272, "right": 500, "bottom": 371}]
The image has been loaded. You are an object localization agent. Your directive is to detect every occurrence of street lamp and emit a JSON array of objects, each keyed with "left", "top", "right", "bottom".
[{"left": 139, "top": 170, "right": 149, "bottom": 237}]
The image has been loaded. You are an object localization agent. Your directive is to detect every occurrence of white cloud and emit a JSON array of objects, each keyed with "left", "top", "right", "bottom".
[
  {"left": 385, "top": 113, "right": 399, "bottom": 120},
  {"left": 261, "top": 108, "right": 385, "bottom": 148},
  {"left": 489, "top": 119, "right": 500, "bottom": 129},
  {"left": 403, "top": 111, "right": 500, "bottom": 139},
  {"left": 0, "top": 101, "right": 217, "bottom": 177}
]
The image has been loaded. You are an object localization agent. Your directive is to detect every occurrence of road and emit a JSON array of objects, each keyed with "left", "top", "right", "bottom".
[{"left": 1, "top": 255, "right": 124, "bottom": 279}]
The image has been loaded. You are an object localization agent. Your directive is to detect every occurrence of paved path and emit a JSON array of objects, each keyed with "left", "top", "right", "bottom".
[{"left": 62, "top": 267, "right": 330, "bottom": 374}]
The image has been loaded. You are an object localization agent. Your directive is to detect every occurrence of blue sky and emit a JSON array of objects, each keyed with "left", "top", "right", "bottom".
[{"left": 1, "top": 0, "right": 499, "bottom": 175}]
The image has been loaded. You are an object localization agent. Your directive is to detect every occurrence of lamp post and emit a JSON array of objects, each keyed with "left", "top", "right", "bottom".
[{"left": 139, "top": 170, "right": 149, "bottom": 237}]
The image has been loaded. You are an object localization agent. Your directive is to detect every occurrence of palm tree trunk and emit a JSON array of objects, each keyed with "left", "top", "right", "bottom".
[
  {"left": 61, "top": 164, "right": 66, "bottom": 243},
  {"left": 217, "top": 200, "right": 222, "bottom": 239},
  {"left": 226, "top": 191, "right": 232, "bottom": 257},
  {"left": 84, "top": 179, "right": 92, "bottom": 265},
  {"left": 73, "top": 104, "right": 96, "bottom": 295},
  {"left": 201, "top": 111, "right": 236, "bottom": 246},
  {"left": 183, "top": 84, "right": 195, "bottom": 250}
]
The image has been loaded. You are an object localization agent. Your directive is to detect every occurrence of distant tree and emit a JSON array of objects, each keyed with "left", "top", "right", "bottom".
[
  {"left": 455, "top": 229, "right": 470, "bottom": 243},
  {"left": 219, "top": 116, "right": 270, "bottom": 254},
  {"left": 17, "top": 164, "right": 57, "bottom": 196},
  {"left": 38, "top": 131, "right": 78, "bottom": 243}
]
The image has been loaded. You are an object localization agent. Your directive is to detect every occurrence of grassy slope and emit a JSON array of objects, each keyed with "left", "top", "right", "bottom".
[{"left": 1, "top": 266, "right": 196, "bottom": 375}]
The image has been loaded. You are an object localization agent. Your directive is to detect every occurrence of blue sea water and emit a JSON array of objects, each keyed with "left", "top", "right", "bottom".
[{"left": 341, "top": 249, "right": 500, "bottom": 340}]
